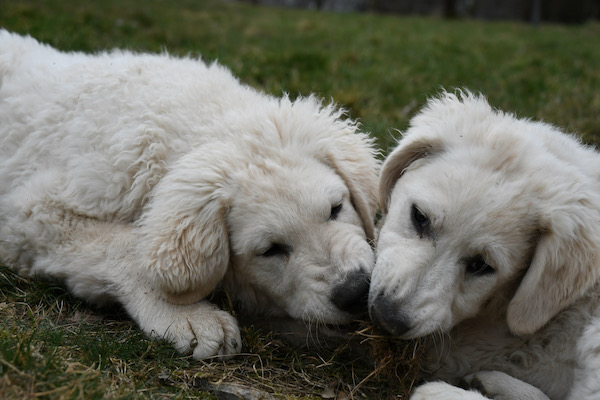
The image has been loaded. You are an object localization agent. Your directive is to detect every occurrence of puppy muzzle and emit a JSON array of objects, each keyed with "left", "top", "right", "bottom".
[{"left": 369, "top": 293, "right": 411, "bottom": 336}]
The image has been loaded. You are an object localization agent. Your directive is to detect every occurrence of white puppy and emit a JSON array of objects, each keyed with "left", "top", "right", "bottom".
[
  {"left": 370, "top": 91, "right": 600, "bottom": 399},
  {"left": 0, "top": 31, "right": 379, "bottom": 360}
]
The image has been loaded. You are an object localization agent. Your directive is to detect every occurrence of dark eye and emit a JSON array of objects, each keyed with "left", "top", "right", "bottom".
[
  {"left": 329, "top": 203, "right": 343, "bottom": 221},
  {"left": 411, "top": 204, "right": 429, "bottom": 236},
  {"left": 260, "top": 243, "right": 290, "bottom": 258},
  {"left": 465, "top": 255, "right": 495, "bottom": 277}
]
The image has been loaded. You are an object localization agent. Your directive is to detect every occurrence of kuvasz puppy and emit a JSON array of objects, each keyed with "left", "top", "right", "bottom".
[
  {"left": 370, "top": 91, "right": 600, "bottom": 399},
  {"left": 0, "top": 31, "right": 379, "bottom": 360}
]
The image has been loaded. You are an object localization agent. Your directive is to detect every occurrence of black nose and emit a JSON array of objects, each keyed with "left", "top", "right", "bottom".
[
  {"left": 369, "top": 294, "right": 411, "bottom": 336},
  {"left": 331, "top": 269, "right": 370, "bottom": 314}
]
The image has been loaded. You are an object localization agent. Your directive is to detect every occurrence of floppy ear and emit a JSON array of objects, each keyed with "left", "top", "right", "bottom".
[
  {"left": 507, "top": 202, "right": 600, "bottom": 335},
  {"left": 138, "top": 148, "right": 232, "bottom": 305},
  {"left": 326, "top": 147, "right": 379, "bottom": 242},
  {"left": 379, "top": 136, "right": 444, "bottom": 213}
]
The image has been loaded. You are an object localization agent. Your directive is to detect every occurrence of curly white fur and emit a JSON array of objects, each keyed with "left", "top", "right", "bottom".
[{"left": 0, "top": 31, "right": 379, "bottom": 359}]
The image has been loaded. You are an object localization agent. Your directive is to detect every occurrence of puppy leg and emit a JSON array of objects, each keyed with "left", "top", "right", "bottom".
[
  {"left": 463, "top": 371, "right": 550, "bottom": 400},
  {"left": 56, "top": 225, "right": 242, "bottom": 359},
  {"left": 1, "top": 197, "right": 241, "bottom": 359},
  {"left": 120, "top": 276, "right": 242, "bottom": 360},
  {"left": 410, "top": 382, "right": 490, "bottom": 400}
]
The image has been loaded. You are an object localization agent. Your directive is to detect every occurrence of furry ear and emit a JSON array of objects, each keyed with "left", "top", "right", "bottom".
[
  {"left": 379, "top": 136, "right": 443, "bottom": 213},
  {"left": 326, "top": 148, "right": 379, "bottom": 242},
  {"left": 138, "top": 148, "right": 232, "bottom": 305},
  {"left": 507, "top": 202, "right": 600, "bottom": 335}
]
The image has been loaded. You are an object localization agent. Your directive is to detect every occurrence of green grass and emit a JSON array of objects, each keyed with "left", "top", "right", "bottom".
[{"left": 1, "top": 0, "right": 600, "bottom": 398}]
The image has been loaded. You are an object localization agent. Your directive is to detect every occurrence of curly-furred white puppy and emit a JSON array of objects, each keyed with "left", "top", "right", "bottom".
[
  {"left": 0, "top": 31, "right": 379, "bottom": 360},
  {"left": 370, "top": 91, "right": 600, "bottom": 399}
]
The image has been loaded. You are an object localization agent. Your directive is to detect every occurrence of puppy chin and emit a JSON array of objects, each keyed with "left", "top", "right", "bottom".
[
  {"left": 403, "top": 319, "right": 449, "bottom": 339},
  {"left": 287, "top": 300, "right": 356, "bottom": 325}
]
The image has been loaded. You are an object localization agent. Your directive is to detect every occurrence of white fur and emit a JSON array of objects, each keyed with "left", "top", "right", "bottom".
[
  {"left": 0, "top": 31, "right": 379, "bottom": 359},
  {"left": 371, "top": 91, "right": 600, "bottom": 399}
]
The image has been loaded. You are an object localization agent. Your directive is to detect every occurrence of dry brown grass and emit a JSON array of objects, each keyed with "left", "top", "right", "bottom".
[{"left": 0, "top": 267, "right": 423, "bottom": 399}]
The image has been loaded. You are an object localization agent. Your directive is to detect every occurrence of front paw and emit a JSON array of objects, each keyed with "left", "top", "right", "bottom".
[
  {"left": 410, "top": 381, "right": 490, "bottom": 400},
  {"left": 463, "top": 371, "right": 550, "bottom": 400},
  {"left": 143, "top": 300, "right": 242, "bottom": 360}
]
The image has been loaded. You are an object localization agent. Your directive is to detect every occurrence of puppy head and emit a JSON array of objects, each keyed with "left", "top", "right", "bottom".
[
  {"left": 370, "top": 91, "right": 600, "bottom": 338},
  {"left": 224, "top": 154, "right": 374, "bottom": 324},
  {"left": 140, "top": 96, "right": 379, "bottom": 324},
  {"left": 222, "top": 96, "right": 379, "bottom": 324}
]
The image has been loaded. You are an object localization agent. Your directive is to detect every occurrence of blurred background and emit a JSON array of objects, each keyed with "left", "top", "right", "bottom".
[
  {"left": 241, "top": 0, "right": 599, "bottom": 24},
  {"left": 1, "top": 0, "right": 599, "bottom": 153}
]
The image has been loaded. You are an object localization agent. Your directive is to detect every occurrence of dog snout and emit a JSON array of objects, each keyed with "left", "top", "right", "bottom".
[
  {"left": 331, "top": 269, "right": 370, "bottom": 314},
  {"left": 369, "top": 293, "right": 411, "bottom": 336}
]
